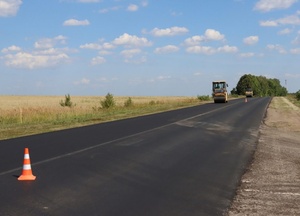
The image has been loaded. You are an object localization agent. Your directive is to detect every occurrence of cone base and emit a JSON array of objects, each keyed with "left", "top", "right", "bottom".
[{"left": 18, "top": 174, "right": 36, "bottom": 181}]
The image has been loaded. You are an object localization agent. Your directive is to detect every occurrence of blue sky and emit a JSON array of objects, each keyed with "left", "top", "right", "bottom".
[{"left": 0, "top": 0, "right": 300, "bottom": 96}]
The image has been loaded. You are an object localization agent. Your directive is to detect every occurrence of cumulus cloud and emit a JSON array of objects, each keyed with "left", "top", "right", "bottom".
[
  {"left": 290, "top": 48, "right": 300, "bottom": 54},
  {"left": 292, "top": 31, "right": 300, "bottom": 44},
  {"left": 154, "top": 45, "right": 179, "bottom": 54},
  {"left": 267, "top": 44, "right": 287, "bottom": 54},
  {"left": 113, "top": 33, "right": 152, "bottom": 47},
  {"left": 260, "top": 11, "right": 300, "bottom": 26},
  {"left": 74, "top": 78, "right": 90, "bottom": 85},
  {"left": 1, "top": 45, "right": 21, "bottom": 53},
  {"left": 3, "top": 52, "right": 69, "bottom": 69},
  {"left": 91, "top": 56, "right": 106, "bottom": 65},
  {"left": 278, "top": 28, "right": 292, "bottom": 34},
  {"left": 186, "top": 45, "right": 238, "bottom": 55},
  {"left": 217, "top": 45, "right": 238, "bottom": 53},
  {"left": 186, "top": 46, "right": 216, "bottom": 55},
  {"left": 184, "top": 29, "right": 225, "bottom": 46},
  {"left": 127, "top": 4, "right": 138, "bottom": 11},
  {"left": 239, "top": 52, "right": 255, "bottom": 58},
  {"left": 254, "top": 0, "right": 298, "bottom": 12},
  {"left": 2, "top": 35, "right": 71, "bottom": 69},
  {"left": 150, "top": 26, "right": 189, "bottom": 37},
  {"left": 243, "top": 36, "right": 259, "bottom": 45},
  {"left": 80, "top": 43, "right": 102, "bottom": 50},
  {"left": 204, "top": 29, "right": 225, "bottom": 41},
  {"left": 63, "top": 19, "right": 90, "bottom": 26},
  {"left": 184, "top": 35, "right": 205, "bottom": 46},
  {"left": 120, "top": 49, "right": 141, "bottom": 58},
  {"left": 0, "top": 0, "right": 22, "bottom": 17},
  {"left": 34, "top": 35, "right": 67, "bottom": 49}
]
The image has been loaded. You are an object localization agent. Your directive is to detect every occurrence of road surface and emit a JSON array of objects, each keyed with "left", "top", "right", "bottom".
[{"left": 0, "top": 97, "right": 270, "bottom": 216}]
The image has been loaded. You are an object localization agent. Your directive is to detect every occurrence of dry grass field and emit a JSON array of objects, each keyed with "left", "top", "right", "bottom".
[{"left": 0, "top": 95, "right": 201, "bottom": 140}]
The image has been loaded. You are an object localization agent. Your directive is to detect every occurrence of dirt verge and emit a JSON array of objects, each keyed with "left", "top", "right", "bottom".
[{"left": 228, "top": 97, "right": 300, "bottom": 215}]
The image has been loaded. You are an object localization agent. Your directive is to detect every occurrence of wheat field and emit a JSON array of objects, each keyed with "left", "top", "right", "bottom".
[{"left": 0, "top": 95, "right": 199, "bottom": 140}]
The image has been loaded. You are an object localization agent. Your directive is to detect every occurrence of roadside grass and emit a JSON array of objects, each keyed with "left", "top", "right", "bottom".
[
  {"left": 0, "top": 95, "right": 208, "bottom": 140},
  {"left": 286, "top": 94, "right": 300, "bottom": 107}
]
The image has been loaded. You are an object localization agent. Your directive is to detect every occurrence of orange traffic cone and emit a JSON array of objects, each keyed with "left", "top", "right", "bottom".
[{"left": 18, "top": 148, "right": 36, "bottom": 181}]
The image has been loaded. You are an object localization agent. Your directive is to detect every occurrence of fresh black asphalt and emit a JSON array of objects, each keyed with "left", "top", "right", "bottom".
[{"left": 0, "top": 97, "right": 271, "bottom": 216}]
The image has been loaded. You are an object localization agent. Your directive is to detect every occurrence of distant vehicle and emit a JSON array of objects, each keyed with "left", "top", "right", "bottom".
[
  {"left": 245, "top": 88, "right": 253, "bottom": 97},
  {"left": 212, "top": 80, "right": 228, "bottom": 103}
]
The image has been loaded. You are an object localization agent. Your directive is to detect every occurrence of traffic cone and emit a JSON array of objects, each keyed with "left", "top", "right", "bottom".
[
  {"left": 245, "top": 97, "right": 248, "bottom": 103},
  {"left": 18, "top": 148, "right": 36, "bottom": 181}
]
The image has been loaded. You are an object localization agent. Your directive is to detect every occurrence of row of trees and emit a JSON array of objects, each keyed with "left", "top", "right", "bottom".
[{"left": 231, "top": 74, "right": 288, "bottom": 97}]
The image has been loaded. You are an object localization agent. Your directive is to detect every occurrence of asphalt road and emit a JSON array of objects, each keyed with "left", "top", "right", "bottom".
[{"left": 0, "top": 97, "right": 270, "bottom": 216}]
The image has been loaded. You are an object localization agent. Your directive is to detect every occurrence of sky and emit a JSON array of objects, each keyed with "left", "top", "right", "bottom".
[{"left": 0, "top": 0, "right": 300, "bottom": 96}]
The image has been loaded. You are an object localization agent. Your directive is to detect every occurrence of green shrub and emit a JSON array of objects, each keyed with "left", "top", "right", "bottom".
[
  {"left": 197, "top": 95, "right": 210, "bottom": 101},
  {"left": 124, "top": 97, "right": 133, "bottom": 107},
  {"left": 101, "top": 93, "right": 115, "bottom": 109},
  {"left": 295, "top": 90, "right": 300, "bottom": 101},
  {"left": 59, "top": 94, "right": 75, "bottom": 108}
]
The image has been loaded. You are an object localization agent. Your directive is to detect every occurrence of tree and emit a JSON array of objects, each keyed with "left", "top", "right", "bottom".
[
  {"left": 235, "top": 74, "right": 287, "bottom": 97},
  {"left": 59, "top": 94, "right": 75, "bottom": 108},
  {"left": 100, "top": 93, "right": 115, "bottom": 109}
]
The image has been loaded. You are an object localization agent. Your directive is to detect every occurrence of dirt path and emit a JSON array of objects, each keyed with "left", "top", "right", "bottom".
[{"left": 228, "top": 97, "right": 300, "bottom": 215}]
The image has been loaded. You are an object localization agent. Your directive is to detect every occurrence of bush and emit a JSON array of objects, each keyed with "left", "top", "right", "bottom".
[
  {"left": 100, "top": 93, "right": 115, "bottom": 109},
  {"left": 59, "top": 94, "right": 75, "bottom": 108},
  {"left": 124, "top": 97, "right": 133, "bottom": 107},
  {"left": 197, "top": 95, "right": 210, "bottom": 101},
  {"left": 295, "top": 90, "right": 300, "bottom": 101}
]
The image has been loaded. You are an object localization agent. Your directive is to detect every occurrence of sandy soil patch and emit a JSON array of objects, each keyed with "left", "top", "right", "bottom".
[{"left": 228, "top": 97, "right": 300, "bottom": 215}]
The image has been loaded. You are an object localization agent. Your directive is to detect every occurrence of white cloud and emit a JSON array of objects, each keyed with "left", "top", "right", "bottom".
[
  {"left": 1, "top": 45, "right": 21, "bottom": 53},
  {"left": 3, "top": 52, "right": 69, "bottom": 69},
  {"left": 141, "top": 0, "right": 148, "bottom": 7},
  {"left": 243, "top": 36, "right": 259, "bottom": 45},
  {"left": 186, "top": 44, "right": 238, "bottom": 55},
  {"left": 127, "top": 4, "right": 138, "bottom": 11},
  {"left": 34, "top": 35, "right": 67, "bottom": 49},
  {"left": 150, "top": 26, "right": 189, "bottom": 37},
  {"left": 217, "top": 45, "right": 239, "bottom": 53},
  {"left": 80, "top": 43, "right": 102, "bottom": 50},
  {"left": 183, "top": 29, "right": 225, "bottom": 47},
  {"left": 285, "top": 73, "right": 300, "bottom": 78},
  {"left": 74, "top": 78, "right": 91, "bottom": 85},
  {"left": 186, "top": 46, "right": 216, "bottom": 55},
  {"left": 290, "top": 48, "right": 300, "bottom": 54},
  {"left": 260, "top": 11, "right": 300, "bottom": 26},
  {"left": 91, "top": 56, "right": 106, "bottom": 65},
  {"left": 254, "top": 0, "right": 298, "bottom": 12},
  {"left": 157, "top": 75, "right": 171, "bottom": 80},
  {"left": 63, "top": 19, "right": 90, "bottom": 26},
  {"left": 0, "top": 0, "right": 22, "bottom": 17},
  {"left": 79, "top": 42, "right": 115, "bottom": 50},
  {"left": 154, "top": 45, "right": 179, "bottom": 54},
  {"left": 204, "top": 29, "right": 225, "bottom": 41},
  {"left": 183, "top": 35, "right": 205, "bottom": 46},
  {"left": 99, "top": 6, "right": 120, "bottom": 13},
  {"left": 292, "top": 31, "right": 300, "bottom": 44},
  {"left": 239, "top": 52, "right": 255, "bottom": 58},
  {"left": 120, "top": 49, "right": 141, "bottom": 58},
  {"left": 113, "top": 33, "right": 152, "bottom": 47},
  {"left": 260, "top": 20, "right": 278, "bottom": 26},
  {"left": 278, "top": 28, "right": 292, "bottom": 34},
  {"left": 267, "top": 44, "right": 287, "bottom": 54}
]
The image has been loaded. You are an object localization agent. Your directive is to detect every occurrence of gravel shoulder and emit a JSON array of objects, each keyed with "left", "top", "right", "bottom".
[{"left": 228, "top": 97, "right": 300, "bottom": 215}]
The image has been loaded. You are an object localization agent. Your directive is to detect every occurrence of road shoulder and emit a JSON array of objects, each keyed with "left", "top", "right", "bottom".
[{"left": 228, "top": 97, "right": 300, "bottom": 215}]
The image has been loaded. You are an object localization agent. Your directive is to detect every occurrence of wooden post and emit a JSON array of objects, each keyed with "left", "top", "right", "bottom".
[{"left": 19, "top": 107, "right": 23, "bottom": 123}]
